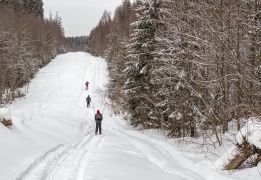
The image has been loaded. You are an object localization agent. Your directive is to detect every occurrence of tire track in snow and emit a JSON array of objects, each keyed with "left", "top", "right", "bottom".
[
  {"left": 17, "top": 145, "right": 67, "bottom": 180},
  {"left": 70, "top": 135, "right": 105, "bottom": 180},
  {"left": 45, "top": 136, "right": 92, "bottom": 180},
  {"left": 17, "top": 130, "right": 94, "bottom": 180},
  {"left": 45, "top": 134, "right": 104, "bottom": 180}
]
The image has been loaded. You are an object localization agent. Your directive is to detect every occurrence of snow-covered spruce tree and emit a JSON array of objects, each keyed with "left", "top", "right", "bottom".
[
  {"left": 151, "top": 0, "right": 207, "bottom": 137},
  {"left": 124, "top": 0, "right": 168, "bottom": 128}
]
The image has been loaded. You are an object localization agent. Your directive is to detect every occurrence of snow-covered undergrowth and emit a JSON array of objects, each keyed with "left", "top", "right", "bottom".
[
  {"left": 173, "top": 118, "right": 261, "bottom": 180},
  {"left": 0, "top": 52, "right": 260, "bottom": 180}
]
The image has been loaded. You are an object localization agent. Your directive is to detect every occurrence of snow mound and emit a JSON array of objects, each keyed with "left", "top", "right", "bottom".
[
  {"left": 0, "top": 108, "right": 11, "bottom": 120},
  {"left": 237, "top": 117, "right": 261, "bottom": 149},
  {"left": 214, "top": 145, "right": 240, "bottom": 169}
]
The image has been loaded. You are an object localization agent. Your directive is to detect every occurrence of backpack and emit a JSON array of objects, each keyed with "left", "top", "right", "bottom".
[{"left": 95, "top": 113, "right": 103, "bottom": 121}]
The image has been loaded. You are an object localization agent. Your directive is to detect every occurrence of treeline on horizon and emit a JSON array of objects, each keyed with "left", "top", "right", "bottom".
[
  {"left": 0, "top": 0, "right": 67, "bottom": 104},
  {"left": 88, "top": 0, "right": 261, "bottom": 143},
  {"left": 67, "top": 36, "right": 89, "bottom": 52}
]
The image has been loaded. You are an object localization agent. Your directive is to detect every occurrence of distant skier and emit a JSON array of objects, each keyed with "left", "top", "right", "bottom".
[
  {"left": 85, "top": 81, "right": 89, "bottom": 90},
  {"left": 86, "top": 95, "right": 91, "bottom": 108},
  {"left": 95, "top": 110, "right": 103, "bottom": 135}
]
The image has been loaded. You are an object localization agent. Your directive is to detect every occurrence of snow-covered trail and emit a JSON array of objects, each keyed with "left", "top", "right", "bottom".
[{"left": 2, "top": 52, "right": 235, "bottom": 180}]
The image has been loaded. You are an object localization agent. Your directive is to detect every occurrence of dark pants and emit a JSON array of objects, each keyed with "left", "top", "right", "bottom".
[
  {"left": 87, "top": 101, "right": 90, "bottom": 108},
  {"left": 95, "top": 121, "right": 102, "bottom": 134}
]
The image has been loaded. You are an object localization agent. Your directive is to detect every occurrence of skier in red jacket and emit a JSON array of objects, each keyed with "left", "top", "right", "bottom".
[{"left": 95, "top": 110, "right": 103, "bottom": 135}]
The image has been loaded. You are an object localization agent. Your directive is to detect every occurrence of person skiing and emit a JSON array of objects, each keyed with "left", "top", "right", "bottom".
[
  {"left": 86, "top": 95, "right": 91, "bottom": 108},
  {"left": 95, "top": 110, "right": 103, "bottom": 135},
  {"left": 85, "top": 81, "right": 89, "bottom": 90}
]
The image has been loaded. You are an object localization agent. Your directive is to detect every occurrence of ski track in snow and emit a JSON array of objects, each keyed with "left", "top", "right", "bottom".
[{"left": 9, "top": 52, "right": 238, "bottom": 180}]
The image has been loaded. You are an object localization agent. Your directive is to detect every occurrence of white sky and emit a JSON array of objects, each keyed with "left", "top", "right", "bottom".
[{"left": 43, "top": 0, "right": 123, "bottom": 37}]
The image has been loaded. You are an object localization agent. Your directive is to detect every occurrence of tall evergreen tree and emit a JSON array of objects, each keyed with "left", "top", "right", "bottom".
[{"left": 124, "top": 0, "right": 167, "bottom": 127}]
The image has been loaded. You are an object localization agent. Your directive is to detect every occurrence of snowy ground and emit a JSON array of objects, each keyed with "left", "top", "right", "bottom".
[{"left": 0, "top": 52, "right": 260, "bottom": 180}]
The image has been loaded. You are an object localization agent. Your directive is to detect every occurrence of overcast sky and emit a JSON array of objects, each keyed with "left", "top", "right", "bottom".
[{"left": 43, "top": 0, "right": 123, "bottom": 37}]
